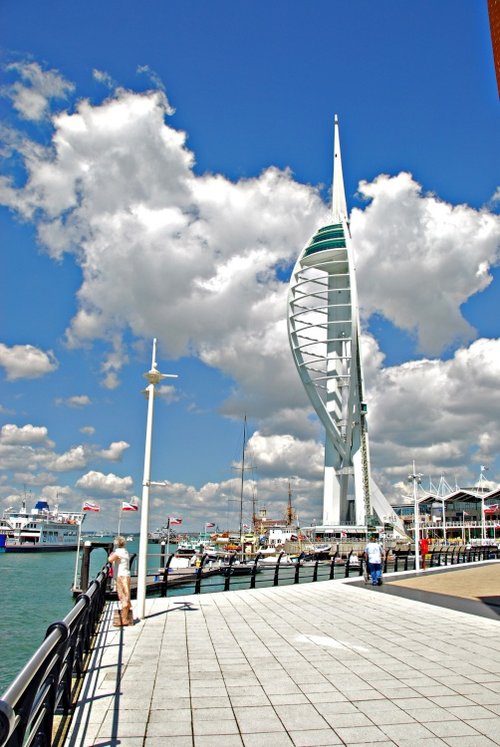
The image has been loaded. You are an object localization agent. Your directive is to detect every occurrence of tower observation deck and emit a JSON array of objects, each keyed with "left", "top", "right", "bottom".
[{"left": 287, "top": 117, "right": 405, "bottom": 535}]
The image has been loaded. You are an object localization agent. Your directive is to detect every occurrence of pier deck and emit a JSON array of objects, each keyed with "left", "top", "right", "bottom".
[{"left": 65, "top": 564, "right": 500, "bottom": 746}]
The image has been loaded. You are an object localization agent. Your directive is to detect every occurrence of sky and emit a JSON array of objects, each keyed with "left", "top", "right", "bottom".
[{"left": 0, "top": 0, "right": 499, "bottom": 534}]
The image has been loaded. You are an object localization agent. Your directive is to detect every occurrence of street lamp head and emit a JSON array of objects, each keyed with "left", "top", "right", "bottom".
[{"left": 408, "top": 473, "right": 423, "bottom": 484}]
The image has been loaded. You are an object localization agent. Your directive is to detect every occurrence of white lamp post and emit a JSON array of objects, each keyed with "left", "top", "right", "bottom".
[
  {"left": 408, "top": 461, "right": 423, "bottom": 573},
  {"left": 136, "top": 339, "right": 177, "bottom": 620}
]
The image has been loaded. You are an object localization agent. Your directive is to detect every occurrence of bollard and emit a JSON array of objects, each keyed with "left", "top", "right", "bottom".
[
  {"left": 160, "top": 541, "right": 166, "bottom": 569},
  {"left": 80, "top": 542, "right": 92, "bottom": 592}
]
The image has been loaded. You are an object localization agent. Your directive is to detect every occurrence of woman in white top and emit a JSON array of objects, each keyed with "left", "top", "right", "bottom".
[{"left": 109, "top": 536, "right": 132, "bottom": 625}]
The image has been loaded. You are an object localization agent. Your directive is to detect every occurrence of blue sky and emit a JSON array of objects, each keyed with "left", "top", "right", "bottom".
[{"left": 0, "top": 0, "right": 499, "bottom": 532}]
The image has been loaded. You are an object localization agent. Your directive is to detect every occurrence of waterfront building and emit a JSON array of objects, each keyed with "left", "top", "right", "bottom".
[
  {"left": 287, "top": 117, "right": 403, "bottom": 535},
  {"left": 393, "top": 480, "right": 500, "bottom": 543}
]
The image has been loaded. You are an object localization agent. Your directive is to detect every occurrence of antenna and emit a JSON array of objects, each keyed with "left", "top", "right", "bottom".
[{"left": 332, "top": 114, "right": 348, "bottom": 223}]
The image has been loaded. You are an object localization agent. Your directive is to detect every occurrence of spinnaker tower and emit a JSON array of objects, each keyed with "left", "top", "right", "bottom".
[{"left": 287, "top": 117, "right": 403, "bottom": 534}]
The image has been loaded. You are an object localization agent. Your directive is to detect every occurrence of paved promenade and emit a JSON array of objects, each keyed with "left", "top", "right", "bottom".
[{"left": 65, "top": 563, "right": 500, "bottom": 747}]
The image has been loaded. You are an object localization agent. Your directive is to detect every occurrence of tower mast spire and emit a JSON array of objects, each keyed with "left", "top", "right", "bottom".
[{"left": 332, "top": 114, "right": 348, "bottom": 224}]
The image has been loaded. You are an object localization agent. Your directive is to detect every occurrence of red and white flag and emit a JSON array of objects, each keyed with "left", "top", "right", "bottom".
[
  {"left": 82, "top": 500, "right": 100, "bottom": 512},
  {"left": 242, "top": 523, "right": 249, "bottom": 529},
  {"left": 205, "top": 522, "right": 215, "bottom": 528},
  {"left": 340, "top": 530, "right": 347, "bottom": 538},
  {"left": 169, "top": 517, "right": 182, "bottom": 525},
  {"left": 484, "top": 504, "right": 499, "bottom": 515},
  {"left": 121, "top": 500, "right": 139, "bottom": 512}
]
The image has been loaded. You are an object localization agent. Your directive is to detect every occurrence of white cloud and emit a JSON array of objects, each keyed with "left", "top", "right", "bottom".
[
  {"left": 0, "top": 424, "right": 52, "bottom": 445},
  {"left": 56, "top": 395, "right": 92, "bottom": 408},
  {"left": 246, "top": 431, "right": 324, "bottom": 481},
  {"left": 3, "top": 61, "right": 74, "bottom": 120},
  {"left": 0, "top": 343, "right": 58, "bottom": 380},
  {"left": 157, "top": 384, "right": 180, "bottom": 404},
  {"left": 364, "top": 336, "right": 500, "bottom": 495},
  {"left": 76, "top": 470, "right": 134, "bottom": 495},
  {"left": 92, "top": 69, "right": 115, "bottom": 89},
  {"left": 351, "top": 173, "right": 500, "bottom": 355},
  {"left": 80, "top": 426, "right": 96, "bottom": 435},
  {"left": 96, "top": 441, "right": 130, "bottom": 461},
  {"left": 47, "top": 445, "right": 89, "bottom": 472}
]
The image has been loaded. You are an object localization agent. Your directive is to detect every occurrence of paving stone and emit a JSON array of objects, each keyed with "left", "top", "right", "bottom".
[{"left": 65, "top": 568, "right": 500, "bottom": 747}]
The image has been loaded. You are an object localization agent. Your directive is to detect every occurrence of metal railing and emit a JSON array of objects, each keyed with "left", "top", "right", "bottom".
[
  {"left": 157, "top": 544, "right": 500, "bottom": 595},
  {"left": 0, "top": 564, "right": 110, "bottom": 747}
]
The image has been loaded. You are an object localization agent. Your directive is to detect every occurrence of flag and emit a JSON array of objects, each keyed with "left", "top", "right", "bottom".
[
  {"left": 481, "top": 465, "right": 489, "bottom": 472},
  {"left": 205, "top": 522, "right": 215, "bottom": 528},
  {"left": 484, "top": 504, "right": 499, "bottom": 515},
  {"left": 121, "top": 501, "right": 139, "bottom": 512},
  {"left": 242, "top": 523, "right": 249, "bottom": 529},
  {"left": 340, "top": 530, "right": 347, "bottom": 538},
  {"left": 463, "top": 511, "right": 469, "bottom": 516},
  {"left": 82, "top": 500, "right": 100, "bottom": 512},
  {"left": 169, "top": 517, "right": 182, "bottom": 525}
]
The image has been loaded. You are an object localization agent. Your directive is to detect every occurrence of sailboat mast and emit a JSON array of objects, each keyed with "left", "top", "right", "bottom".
[
  {"left": 286, "top": 480, "right": 294, "bottom": 526},
  {"left": 239, "top": 416, "right": 246, "bottom": 560}
]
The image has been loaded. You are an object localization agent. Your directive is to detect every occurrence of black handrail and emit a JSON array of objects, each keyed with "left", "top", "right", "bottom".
[{"left": 0, "top": 564, "right": 109, "bottom": 747}]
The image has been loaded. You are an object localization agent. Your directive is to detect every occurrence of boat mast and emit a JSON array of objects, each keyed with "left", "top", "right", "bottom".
[
  {"left": 286, "top": 481, "right": 294, "bottom": 526},
  {"left": 239, "top": 416, "right": 247, "bottom": 561}
]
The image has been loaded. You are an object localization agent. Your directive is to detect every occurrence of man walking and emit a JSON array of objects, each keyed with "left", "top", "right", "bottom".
[{"left": 364, "top": 534, "right": 384, "bottom": 586}]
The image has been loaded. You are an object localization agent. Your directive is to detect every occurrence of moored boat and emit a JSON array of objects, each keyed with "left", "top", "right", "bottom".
[{"left": 0, "top": 498, "right": 84, "bottom": 552}]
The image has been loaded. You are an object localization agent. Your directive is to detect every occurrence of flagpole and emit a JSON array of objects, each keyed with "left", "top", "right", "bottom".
[
  {"left": 166, "top": 517, "right": 171, "bottom": 555},
  {"left": 118, "top": 504, "right": 122, "bottom": 537},
  {"left": 73, "top": 516, "right": 83, "bottom": 590},
  {"left": 462, "top": 511, "right": 465, "bottom": 544}
]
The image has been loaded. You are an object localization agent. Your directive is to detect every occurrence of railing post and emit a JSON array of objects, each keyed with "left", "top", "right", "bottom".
[
  {"left": 294, "top": 556, "right": 302, "bottom": 584},
  {"left": 345, "top": 550, "right": 353, "bottom": 578},
  {"left": 44, "top": 620, "right": 71, "bottom": 717},
  {"left": 273, "top": 552, "right": 284, "bottom": 586},
  {"left": 161, "top": 553, "right": 175, "bottom": 597},
  {"left": 312, "top": 558, "right": 320, "bottom": 582},
  {"left": 224, "top": 554, "right": 236, "bottom": 592},
  {"left": 194, "top": 553, "right": 208, "bottom": 594},
  {"left": 329, "top": 550, "right": 339, "bottom": 580},
  {"left": 250, "top": 553, "right": 261, "bottom": 589}
]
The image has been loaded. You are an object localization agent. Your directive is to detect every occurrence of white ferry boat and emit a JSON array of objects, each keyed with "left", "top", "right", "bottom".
[{"left": 0, "top": 498, "right": 85, "bottom": 552}]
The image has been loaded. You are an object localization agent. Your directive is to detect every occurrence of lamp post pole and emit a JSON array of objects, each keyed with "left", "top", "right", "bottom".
[
  {"left": 408, "top": 462, "right": 423, "bottom": 573},
  {"left": 136, "top": 339, "right": 177, "bottom": 620}
]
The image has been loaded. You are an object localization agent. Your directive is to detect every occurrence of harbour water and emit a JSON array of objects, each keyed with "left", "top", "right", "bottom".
[{"left": 0, "top": 536, "right": 140, "bottom": 692}]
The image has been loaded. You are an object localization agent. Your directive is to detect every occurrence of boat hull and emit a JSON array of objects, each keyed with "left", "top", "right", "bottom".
[{"left": 0, "top": 542, "right": 79, "bottom": 553}]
